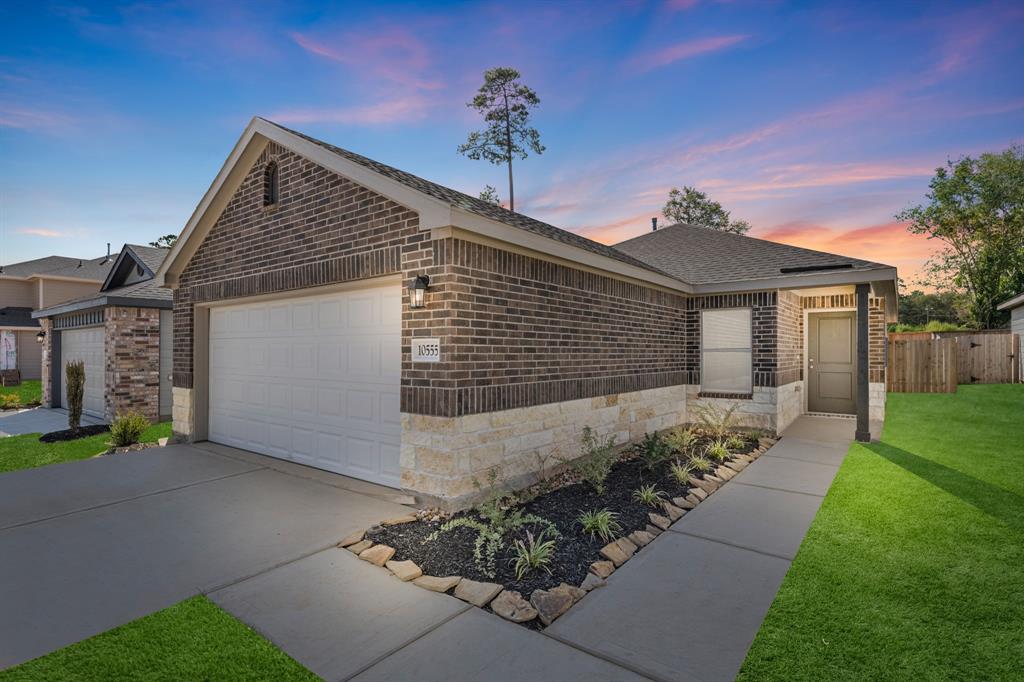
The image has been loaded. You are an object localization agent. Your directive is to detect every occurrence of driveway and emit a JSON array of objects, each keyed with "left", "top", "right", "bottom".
[
  {"left": 0, "top": 442, "right": 410, "bottom": 668},
  {"left": 0, "top": 407, "right": 104, "bottom": 437}
]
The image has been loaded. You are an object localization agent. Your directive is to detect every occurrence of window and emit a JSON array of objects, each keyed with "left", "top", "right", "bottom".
[
  {"left": 263, "top": 160, "right": 279, "bottom": 206},
  {"left": 701, "top": 308, "right": 752, "bottom": 394}
]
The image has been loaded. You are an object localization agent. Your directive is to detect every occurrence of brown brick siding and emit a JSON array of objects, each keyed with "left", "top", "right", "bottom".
[
  {"left": 687, "top": 291, "right": 778, "bottom": 389},
  {"left": 777, "top": 290, "right": 803, "bottom": 386},
  {"left": 801, "top": 294, "right": 886, "bottom": 383},
  {"left": 105, "top": 306, "right": 162, "bottom": 422}
]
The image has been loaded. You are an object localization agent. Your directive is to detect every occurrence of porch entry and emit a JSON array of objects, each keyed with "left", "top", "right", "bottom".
[{"left": 807, "top": 311, "right": 857, "bottom": 415}]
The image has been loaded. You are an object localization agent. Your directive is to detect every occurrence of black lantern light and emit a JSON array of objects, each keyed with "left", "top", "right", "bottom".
[
  {"left": 35, "top": 330, "right": 46, "bottom": 344},
  {"left": 410, "top": 275, "right": 430, "bottom": 309}
]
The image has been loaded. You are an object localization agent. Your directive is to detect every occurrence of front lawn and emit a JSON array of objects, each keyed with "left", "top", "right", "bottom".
[
  {"left": 739, "top": 384, "right": 1024, "bottom": 680},
  {"left": 0, "top": 596, "right": 316, "bottom": 681},
  {"left": 0, "top": 380, "right": 42, "bottom": 408},
  {"left": 0, "top": 421, "right": 172, "bottom": 474}
]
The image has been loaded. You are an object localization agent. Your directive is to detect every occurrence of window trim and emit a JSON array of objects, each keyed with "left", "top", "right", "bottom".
[{"left": 700, "top": 307, "right": 754, "bottom": 396}]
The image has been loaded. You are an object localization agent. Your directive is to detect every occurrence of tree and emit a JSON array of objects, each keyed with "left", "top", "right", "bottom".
[
  {"left": 458, "top": 67, "right": 544, "bottom": 212},
  {"left": 65, "top": 360, "right": 85, "bottom": 431},
  {"left": 897, "top": 286, "right": 968, "bottom": 327},
  {"left": 149, "top": 234, "right": 178, "bottom": 248},
  {"left": 479, "top": 185, "right": 501, "bottom": 206},
  {"left": 897, "top": 146, "right": 1024, "bottom": 328},
  {"left": 662, "top": 186, "right": 751, "bottom": 234}
]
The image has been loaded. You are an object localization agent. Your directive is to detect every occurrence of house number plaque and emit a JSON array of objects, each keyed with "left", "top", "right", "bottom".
[{"left": 412, "top": 338, "right": 441, "bottom": 363}]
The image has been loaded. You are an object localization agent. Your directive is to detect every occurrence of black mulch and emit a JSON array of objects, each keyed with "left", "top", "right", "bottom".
[
  {"left": 367, "top": 437, "right": 757, "bottom": 617},
  {"left": 39, "top": 424, "right": 110, "bottom": 443}
]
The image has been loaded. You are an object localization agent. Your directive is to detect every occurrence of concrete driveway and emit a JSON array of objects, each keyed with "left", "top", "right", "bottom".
[
  {"left": 0, "top": 407, "right": 104, "bottom": 437},
  {"left": 0, "top": 442, "right": 410, "bottom": 669}
]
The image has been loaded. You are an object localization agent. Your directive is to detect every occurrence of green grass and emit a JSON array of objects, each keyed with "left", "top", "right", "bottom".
[
  {"left": 0, "top": 421, "right": 172, "bottom": 474},
  {"left": 0, "top": 596, "right": 316, "bottom": 681},
  {"left": 0, "top": 380, "right": 42, "bottom": 407},
  {"left": 739, "top": 384, "right": 1024, "bottom": 681}
]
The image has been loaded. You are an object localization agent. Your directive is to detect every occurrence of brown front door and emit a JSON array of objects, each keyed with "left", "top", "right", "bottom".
[{"left": 808, "top": 311, "right": 857, "bottom": 414}]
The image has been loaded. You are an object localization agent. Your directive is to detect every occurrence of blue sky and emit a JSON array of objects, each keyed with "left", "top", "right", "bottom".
[{"left": 2, "top": 0, "right": 1022, "bottom": 284}]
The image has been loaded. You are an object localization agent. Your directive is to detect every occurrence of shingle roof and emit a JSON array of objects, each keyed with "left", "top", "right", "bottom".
[
  {"left": 613, "top": 223, "right": 892, "bottom": 286},
  {"left": 0, "top": 307, "right": 38, "bottom": 328},
  {"left": 126, "top": 244, "right": 170, "bottom": 275},
  {"left": 0, "top": 255, "right": 111, "bottom": 280},
  {"left": 266, "top": 120, "right": 674, "bottom": 280}
]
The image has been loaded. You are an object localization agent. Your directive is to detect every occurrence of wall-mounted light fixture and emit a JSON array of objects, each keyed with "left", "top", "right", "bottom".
[
  {"left": 35, "top": 330, "right": 46, "bottom": 344},
  {"left": 410, "top": 275, "right": 430, "bottom": 309}
]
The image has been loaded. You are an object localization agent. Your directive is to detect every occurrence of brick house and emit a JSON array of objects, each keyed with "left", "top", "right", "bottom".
[
  {"left": 34, "top": 245, "right": 173, "bottom": 422},
  {"left": 156, "top": 118, "right": 897, "bottom": 508}
]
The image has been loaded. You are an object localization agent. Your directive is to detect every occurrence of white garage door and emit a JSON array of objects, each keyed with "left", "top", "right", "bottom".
[
  {"left": 61, "top": 326, "right": 106, "bottom": 419},
  {"left": 208, "top": 284, "right": 402, "bottom": 486}
]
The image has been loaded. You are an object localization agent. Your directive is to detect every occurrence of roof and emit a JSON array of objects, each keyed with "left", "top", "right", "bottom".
[
  {"left": 269, "top": 120, "right": 670, "bottom": 278},
  {"left": 997, "top": 292, "right": 1024, "bottom": 311},
  {"left": 0, "top": 307, "right": 38, "bottom": 329},
  {"left": 0, "top": 254, "right": 113, "bottom": 281},
  {"left": 33, "top": 245, "right": 172, "bottom": 319},
  {"left": 614, "top": 223, "right": 892, "bottom": 286}
]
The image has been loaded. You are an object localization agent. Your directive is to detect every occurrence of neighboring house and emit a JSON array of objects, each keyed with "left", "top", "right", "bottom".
[
  {"left": 997, "top": 292, "right": 1024, "bottom": 380},
  {"left": 0, "top": 254, "right": 115, "bottom": 381},
  {"left": 33, "top": 245, "right": 173, "bottom": 422},
  {"left": 156, "top": 117, "right": 898, "bottom": 507}
]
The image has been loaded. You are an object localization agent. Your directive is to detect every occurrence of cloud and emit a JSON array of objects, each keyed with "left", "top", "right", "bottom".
[
  {"left": 700, "top": 161, "right": 935, "bottom": 198},
  {"left": 628, "top": 35, "right": 749, "bottom": 73},
  {"left": 0, "top": 106, "right": 74, "bottom": 132},
  {"left": 268, "top": 95, "right": 432, "bottom": 126},
  {"left": 17, "top": 228, "right": 69, "bottom": 238},
  {"left": 290, "top": 30, "right": 443, "bottom": 91}
]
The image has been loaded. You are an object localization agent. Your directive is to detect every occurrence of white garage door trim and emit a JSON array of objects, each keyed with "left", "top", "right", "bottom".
[
  {"left": 61, "top": 326, "right": 106, "bottom": 419},
  {"left": 207, "top": 283, "right": 402, "bottom": 487}
]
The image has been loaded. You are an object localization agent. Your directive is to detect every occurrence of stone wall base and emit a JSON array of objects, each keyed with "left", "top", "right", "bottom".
[
  {"left": 776, "top": 380, "right": 804, "bottom": 434},
  {"left": 401, "top": 384, "right": 688, "bottom": 509},
  {"left": 685, "top": 385, "right": 777, "bottom": 433},
  {"left": 869, "top": 382, "right": 887, "bottom": 423},
  {"left": 171, "top": 386, "right": 195, "bottom": 442}
]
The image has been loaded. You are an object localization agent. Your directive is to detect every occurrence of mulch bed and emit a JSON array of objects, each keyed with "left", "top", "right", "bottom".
[
  {"left": 368, "top": 433, "right": 758, "bottom": 622},
  {"left": 39, "top": 424, "right": 110, "bottom": 443}
]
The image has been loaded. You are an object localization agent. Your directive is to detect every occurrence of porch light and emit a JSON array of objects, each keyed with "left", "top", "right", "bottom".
[
  {"left": 35, "top": 330, "right": 46, "bottom": 344},
  {"left": 410, "top": 275, "right": 430, "bottom": 309}
]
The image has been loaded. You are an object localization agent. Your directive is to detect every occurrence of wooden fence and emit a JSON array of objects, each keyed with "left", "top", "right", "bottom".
[
  {"left": 887, "top": 338, "right": 959, "bottom": 393},
  {"left": 886, "top": 333, "right": 1020, "bottom": 392}
]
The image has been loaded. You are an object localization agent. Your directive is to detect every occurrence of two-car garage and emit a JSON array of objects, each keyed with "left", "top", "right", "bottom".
[{"left": 206, "top": 282, "right": 402, "bottom": 487}]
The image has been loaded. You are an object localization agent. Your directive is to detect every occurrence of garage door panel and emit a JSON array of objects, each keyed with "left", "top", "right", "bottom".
[
  {"left": 208, "top": 285, "right": 401, "bottom": 486},
  {"left": 61, "top": 326, "right": 105, "bottom": 419}
]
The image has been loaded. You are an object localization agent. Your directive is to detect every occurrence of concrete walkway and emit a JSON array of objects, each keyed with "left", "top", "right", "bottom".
[{"left": 0, "top": 407, "right": 104, "bottom": 437}]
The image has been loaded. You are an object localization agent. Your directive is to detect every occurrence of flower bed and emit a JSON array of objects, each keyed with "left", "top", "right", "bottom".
[{"left": 348, "top": 414, "right": 776, "bottom": 628}]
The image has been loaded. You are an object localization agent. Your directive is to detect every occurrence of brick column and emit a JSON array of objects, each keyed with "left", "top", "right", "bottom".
[
  {"left": 40, "top": 319, "right": 54, "bottom": 407},
  {"left": 105, "top": 306, "right": 161, "bottom": 422}
]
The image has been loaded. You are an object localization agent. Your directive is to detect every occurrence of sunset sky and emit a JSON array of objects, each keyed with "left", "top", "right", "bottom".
[{"left": 2, "top": 1, "right": 1023, "bottom": 287}]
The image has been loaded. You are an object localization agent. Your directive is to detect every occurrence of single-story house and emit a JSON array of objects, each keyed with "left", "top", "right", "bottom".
[
  {"left": 997, "top": 291, "right": 1024, "bottom": 379},
  {"left": 156, "top": 117, "right": 897, "bottom": 508},
  {"left": 1, "top": 254, "right": 116, "bottom": 382},
  {"left": 34, "top": 244, "right": 173, "bottom": 422}
]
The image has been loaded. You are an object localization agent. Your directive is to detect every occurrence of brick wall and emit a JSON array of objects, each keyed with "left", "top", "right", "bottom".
[
  {"left": 777, "top": 290, "right": 803, "bottom": 386},
  {"left": 105, "top": 306, "right": 162, "bottom": 422},
  {"left": 687, "top": 291, "right": 778, "bottom": 392}
]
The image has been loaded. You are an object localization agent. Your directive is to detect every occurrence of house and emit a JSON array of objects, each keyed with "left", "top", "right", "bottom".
[
  {"left": 997, "top": 292, "right": 1024, "bottom": 379},
  {"left": 156, "top": 117, "right": 897, "bottom": 508},
  {"left": 0, "top": 254, "right": 115, "bottom": 383},
  {"left": 33, "top": 245, "right": 173, "bottom": 422}
]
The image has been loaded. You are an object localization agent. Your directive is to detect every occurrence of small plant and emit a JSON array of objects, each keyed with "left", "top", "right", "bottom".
[
  {"left": 0, "top": 394, "right": 19, "bottom": 409},
  {"left": 665, "top": 426, "right": 698, "bottom": 455},
  {"left": 510, "top": 529, "right": 557, "bottom": 580},
  {"left": 638, "top": 431, "right": 674, "bottom": 470},
  {"left": 562, "top": 426, "right": 618, "bottom": 494},
  {"left": 669, "top": 459, "right": 692, "bottom": 486},
  {"left": 110, "top": 410, "right": 150, "bottom": 447},
  {"left": 725, "top": 434, "right": 746, "bottom": 451},
  {"left": 426, "top": 517, "right": 504, "bottom": 577},
  {"left": 65, "top": 360, "right": 85, "bottom": 430},
  {"left": 632, "top": 484, "right": 668, "bottom": 507},
  {"left": 694, "top": 402, "right": 739, "bottom": 439},
  {"left": 706, "top": 440, "right": 730, "bottom": 462},
  {"left": 689, "top": 454, "right": 713, "bottom": 474},
  {"left": 577, "top": 508, "right": 623, "bottom": 542}
]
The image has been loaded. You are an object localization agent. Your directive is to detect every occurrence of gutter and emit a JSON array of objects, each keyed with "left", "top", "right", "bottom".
[{"left": 32, "top": 296, "right": 173, "bottom": 319}]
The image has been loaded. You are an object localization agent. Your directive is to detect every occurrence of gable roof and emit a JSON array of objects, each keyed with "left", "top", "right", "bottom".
[
  {"left": 100, "top": 244, "right": 168, "bottom": 291},
  {"left": 0, "top": 254, "right": 113, "bottom": 282}
]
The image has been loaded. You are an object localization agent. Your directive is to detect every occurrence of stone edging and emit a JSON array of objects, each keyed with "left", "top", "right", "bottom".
[{"left": 337, "top": 437, "right": 777, "bottom": 628}]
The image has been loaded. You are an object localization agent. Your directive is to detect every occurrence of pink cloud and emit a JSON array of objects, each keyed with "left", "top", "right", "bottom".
[
  {"left": 0, "top": 106, "right": 74, "bottom": 131},
  {"left": 17, "top": 228, "right": 68, "bottom": 238},
  {"left": 628, "top": 35, "right": 749, "bottom": 73},
  {"left": 290, "top": 31, "right": 443, "bottom": 91},
  {"left": 269, "top": 95, "right": 432, "bottom": 126}
]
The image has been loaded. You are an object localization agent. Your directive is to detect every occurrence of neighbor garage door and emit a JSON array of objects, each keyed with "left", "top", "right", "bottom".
[
  {"left": 208, "top": 284, "right": 402, "bottom": 486},
  {"left": 61, "top": 326, "right": 106, "bottom": 419}
]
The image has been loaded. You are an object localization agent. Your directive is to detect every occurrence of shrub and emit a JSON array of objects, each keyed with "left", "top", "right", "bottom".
[
  {"left": 725, "top": 434, "right": 746, "bottom": 451},
  {"left": 638, "top": 431, "right": 673, "bottom": 470},
  {"left": 563, "top": 426, "right": 618, "bottom": 494},
  {"left": 578, "top": 508, "right": 622, "bottom": 542},
  {"left": 689, "top": 454, "right": 713, "bottom": 473},
  {"left": 0, "top": 394, "right": 19, "bottom": 409},
  {"left": 668, "top": 459, "right": 692, "bottom": 485},
  {"left": 426, "top": 517, "right": 504, "bottom": 577},
  {"left": 665, "top": 426, "right": 698, "bottom": 455},
  {"left": 706, "top": 440, "right": 730, "bottom": 462},
  {"left": 110, "top": 410, "right": 150, "bottom": 447},
  {"left": 510, "top": 529, "right": 557, "bottom": 580},
  {"left": 64, "top": 360, "right": 85, "bottom": 430},
  {"left": 632, "top": 483, "right": 668, "bottom": 507},
  {"left": 694, "top": 402, "right": 739, "bottom": 439}
]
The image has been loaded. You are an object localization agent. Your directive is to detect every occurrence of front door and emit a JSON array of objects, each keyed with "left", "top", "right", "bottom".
[{"left": 808, "top": 311, "right": 857, "bottom": 414}]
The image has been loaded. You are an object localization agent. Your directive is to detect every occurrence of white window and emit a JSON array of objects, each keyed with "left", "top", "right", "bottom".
[{"left": 701, "top": 308, "right": 752, "bottom": 394}]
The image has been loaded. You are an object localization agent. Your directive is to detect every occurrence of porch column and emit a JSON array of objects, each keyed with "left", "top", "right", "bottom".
[{"left": 855, "top": 283, "right": 870, "bottom": 442}]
